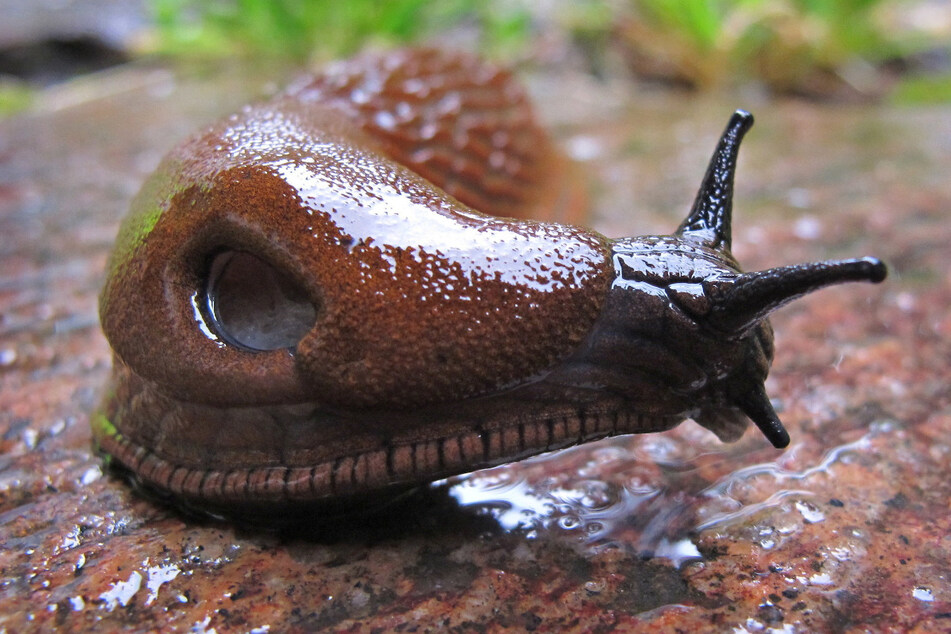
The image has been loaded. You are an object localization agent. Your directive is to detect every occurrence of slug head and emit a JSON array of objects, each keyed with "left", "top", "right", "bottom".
[{"left": 589, "top": 111, "right": 886, "bottom": 448}]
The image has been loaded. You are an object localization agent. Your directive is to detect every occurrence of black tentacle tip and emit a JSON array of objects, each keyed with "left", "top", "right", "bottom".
[
  {"left": 735, "top": 384, "right": 791, "bottom": 449},
  {"left": 730, "top": 109, "right": 754, "bottom": 133},
  {"left": 861, "top": 257, "right": 888, "bottom": 284},
  {"left": 754, "top": 415, "right": 791, "bottom": 449}
]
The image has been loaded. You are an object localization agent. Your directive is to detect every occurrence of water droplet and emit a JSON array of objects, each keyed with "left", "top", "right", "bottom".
[
  {"left": 0, "top": 348, "right": 16, "bottom": 366},
  {"left": 145, "top": 564, "right": 181, "bottom": 606},
  {"left": 21, "top": 428, "right": 38, "bottom": 449},
  {"left": 99, "top": 571, "right": 142, "bottom": 611},
  {"left": 373, "top": 110, "right": 397, "bottom": 130},
  {"left": 565, "top": 135, "right": 603, "bottom": 161},
  {"left": 558, "top": 516, "right": 579, "bottom": 530},
  {"left": 653, "top": 538, "right": 702, "bottom": 567},
  {"left": 912, "top": 586, "right": 934, "bottom": 602},
  {"left": 795, "top": 500, "right": 825, "bottom": 524},
  {"left": 584, "top": 580, "right": 605, "bottom": 594}
]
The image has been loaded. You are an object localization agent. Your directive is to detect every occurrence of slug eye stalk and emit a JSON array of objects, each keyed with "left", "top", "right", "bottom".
[
  {"left": 676, "top": 109, "right": 753, "bottom": 251},
  {"left": 707, "top": 257, "right": 887, "bottom": 337}
]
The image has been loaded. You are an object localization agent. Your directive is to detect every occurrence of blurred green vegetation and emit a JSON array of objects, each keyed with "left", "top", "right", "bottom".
[
  {"left": 890, "top": 73, "right": 951, "bottom": 104},
  {"left": 0, "top": 80, "right": 34, "bottom": 117},
  {"left": 149, "top": 0, "right": 530, "bottom": 61},
  {"left": 146, "top": 0, "right": 948, "bottom": 101},
  {"left": 589, "top": 0, "right": 941, "bottom": 98}
]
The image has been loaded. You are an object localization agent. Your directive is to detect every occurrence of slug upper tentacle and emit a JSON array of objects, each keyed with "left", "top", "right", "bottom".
[{"left": 95, "top": 49, "right": 886, "bottom": 515}]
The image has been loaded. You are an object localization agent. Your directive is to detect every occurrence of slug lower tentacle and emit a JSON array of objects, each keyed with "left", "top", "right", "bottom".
[{"left": 95, "top": 49, "right": 886, "bottom": 515}]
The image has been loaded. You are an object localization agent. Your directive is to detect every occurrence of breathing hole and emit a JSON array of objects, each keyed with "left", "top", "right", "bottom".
[{"left": 206, "top": 251, "right": 316, "bottom": 351}]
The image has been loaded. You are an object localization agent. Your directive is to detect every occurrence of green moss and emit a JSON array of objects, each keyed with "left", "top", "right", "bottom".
[
  {"left": 91, "top": 412, "right": 118, "bottom": 439},
  {"left": 90, "top": 412, "right": 119, "bottom": 464},
  {"left": 113, "top": 202, "right": 162, "bottom": 261},
  {"left": 106, "top": 157, "right": 192, "bottom": 278}
]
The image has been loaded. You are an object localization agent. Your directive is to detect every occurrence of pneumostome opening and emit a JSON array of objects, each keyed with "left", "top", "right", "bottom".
[{"left": 206, "top": 251, "right": 316, "bottom": 351}]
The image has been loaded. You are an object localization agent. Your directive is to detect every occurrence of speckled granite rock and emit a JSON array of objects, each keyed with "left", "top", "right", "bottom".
[{"left": 1, "top": 61, "right": 949, "bottom": 632}]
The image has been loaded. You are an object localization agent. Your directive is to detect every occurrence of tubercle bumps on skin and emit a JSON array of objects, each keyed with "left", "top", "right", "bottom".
[
  {"left": 96, "top": 48, "right": 886, "bottom": 516},
  {"left": 100, "top": 50, "right": 613, "bottom": 412}
]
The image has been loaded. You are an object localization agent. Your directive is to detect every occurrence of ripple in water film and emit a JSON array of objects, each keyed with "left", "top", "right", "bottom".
[{"left": 443, "top": 420, "right": 890, "bottom": 567}]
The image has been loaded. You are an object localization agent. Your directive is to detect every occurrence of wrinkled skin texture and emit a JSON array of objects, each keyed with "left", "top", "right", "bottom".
[{"left": 96, "top": 49, "right": 885, "bottom": 516}]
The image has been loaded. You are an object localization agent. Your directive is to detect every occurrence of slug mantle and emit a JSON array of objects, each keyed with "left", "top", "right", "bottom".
[{"left": 95, "top": 49, "right": 886, "bottom": 515}]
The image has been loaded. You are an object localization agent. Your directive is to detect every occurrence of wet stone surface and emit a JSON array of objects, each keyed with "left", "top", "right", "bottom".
[{"left": 1, "top": 62, "right": 950, "bottom": 632}]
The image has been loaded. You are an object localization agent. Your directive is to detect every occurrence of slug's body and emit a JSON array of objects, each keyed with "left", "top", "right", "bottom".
[{"left": 96, "top": 49, "right": 885, "bottom": 515}]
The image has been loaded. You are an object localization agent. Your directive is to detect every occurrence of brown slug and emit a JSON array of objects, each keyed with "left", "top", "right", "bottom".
[{"left": 95, "top": 48, "right": 886, "bottom": 515}]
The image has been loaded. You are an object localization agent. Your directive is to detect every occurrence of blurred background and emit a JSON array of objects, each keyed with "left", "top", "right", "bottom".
[{"left": 2, "top": 0, "right": 950, "bottom": 119}]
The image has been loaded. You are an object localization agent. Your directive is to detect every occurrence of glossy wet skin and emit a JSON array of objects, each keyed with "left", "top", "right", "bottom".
[
  {"left": 96, "top": 49, "right": 886, "bottom": 515},
  {"left": 99, "top": 99, "right": 610, "bottom": 410}
]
